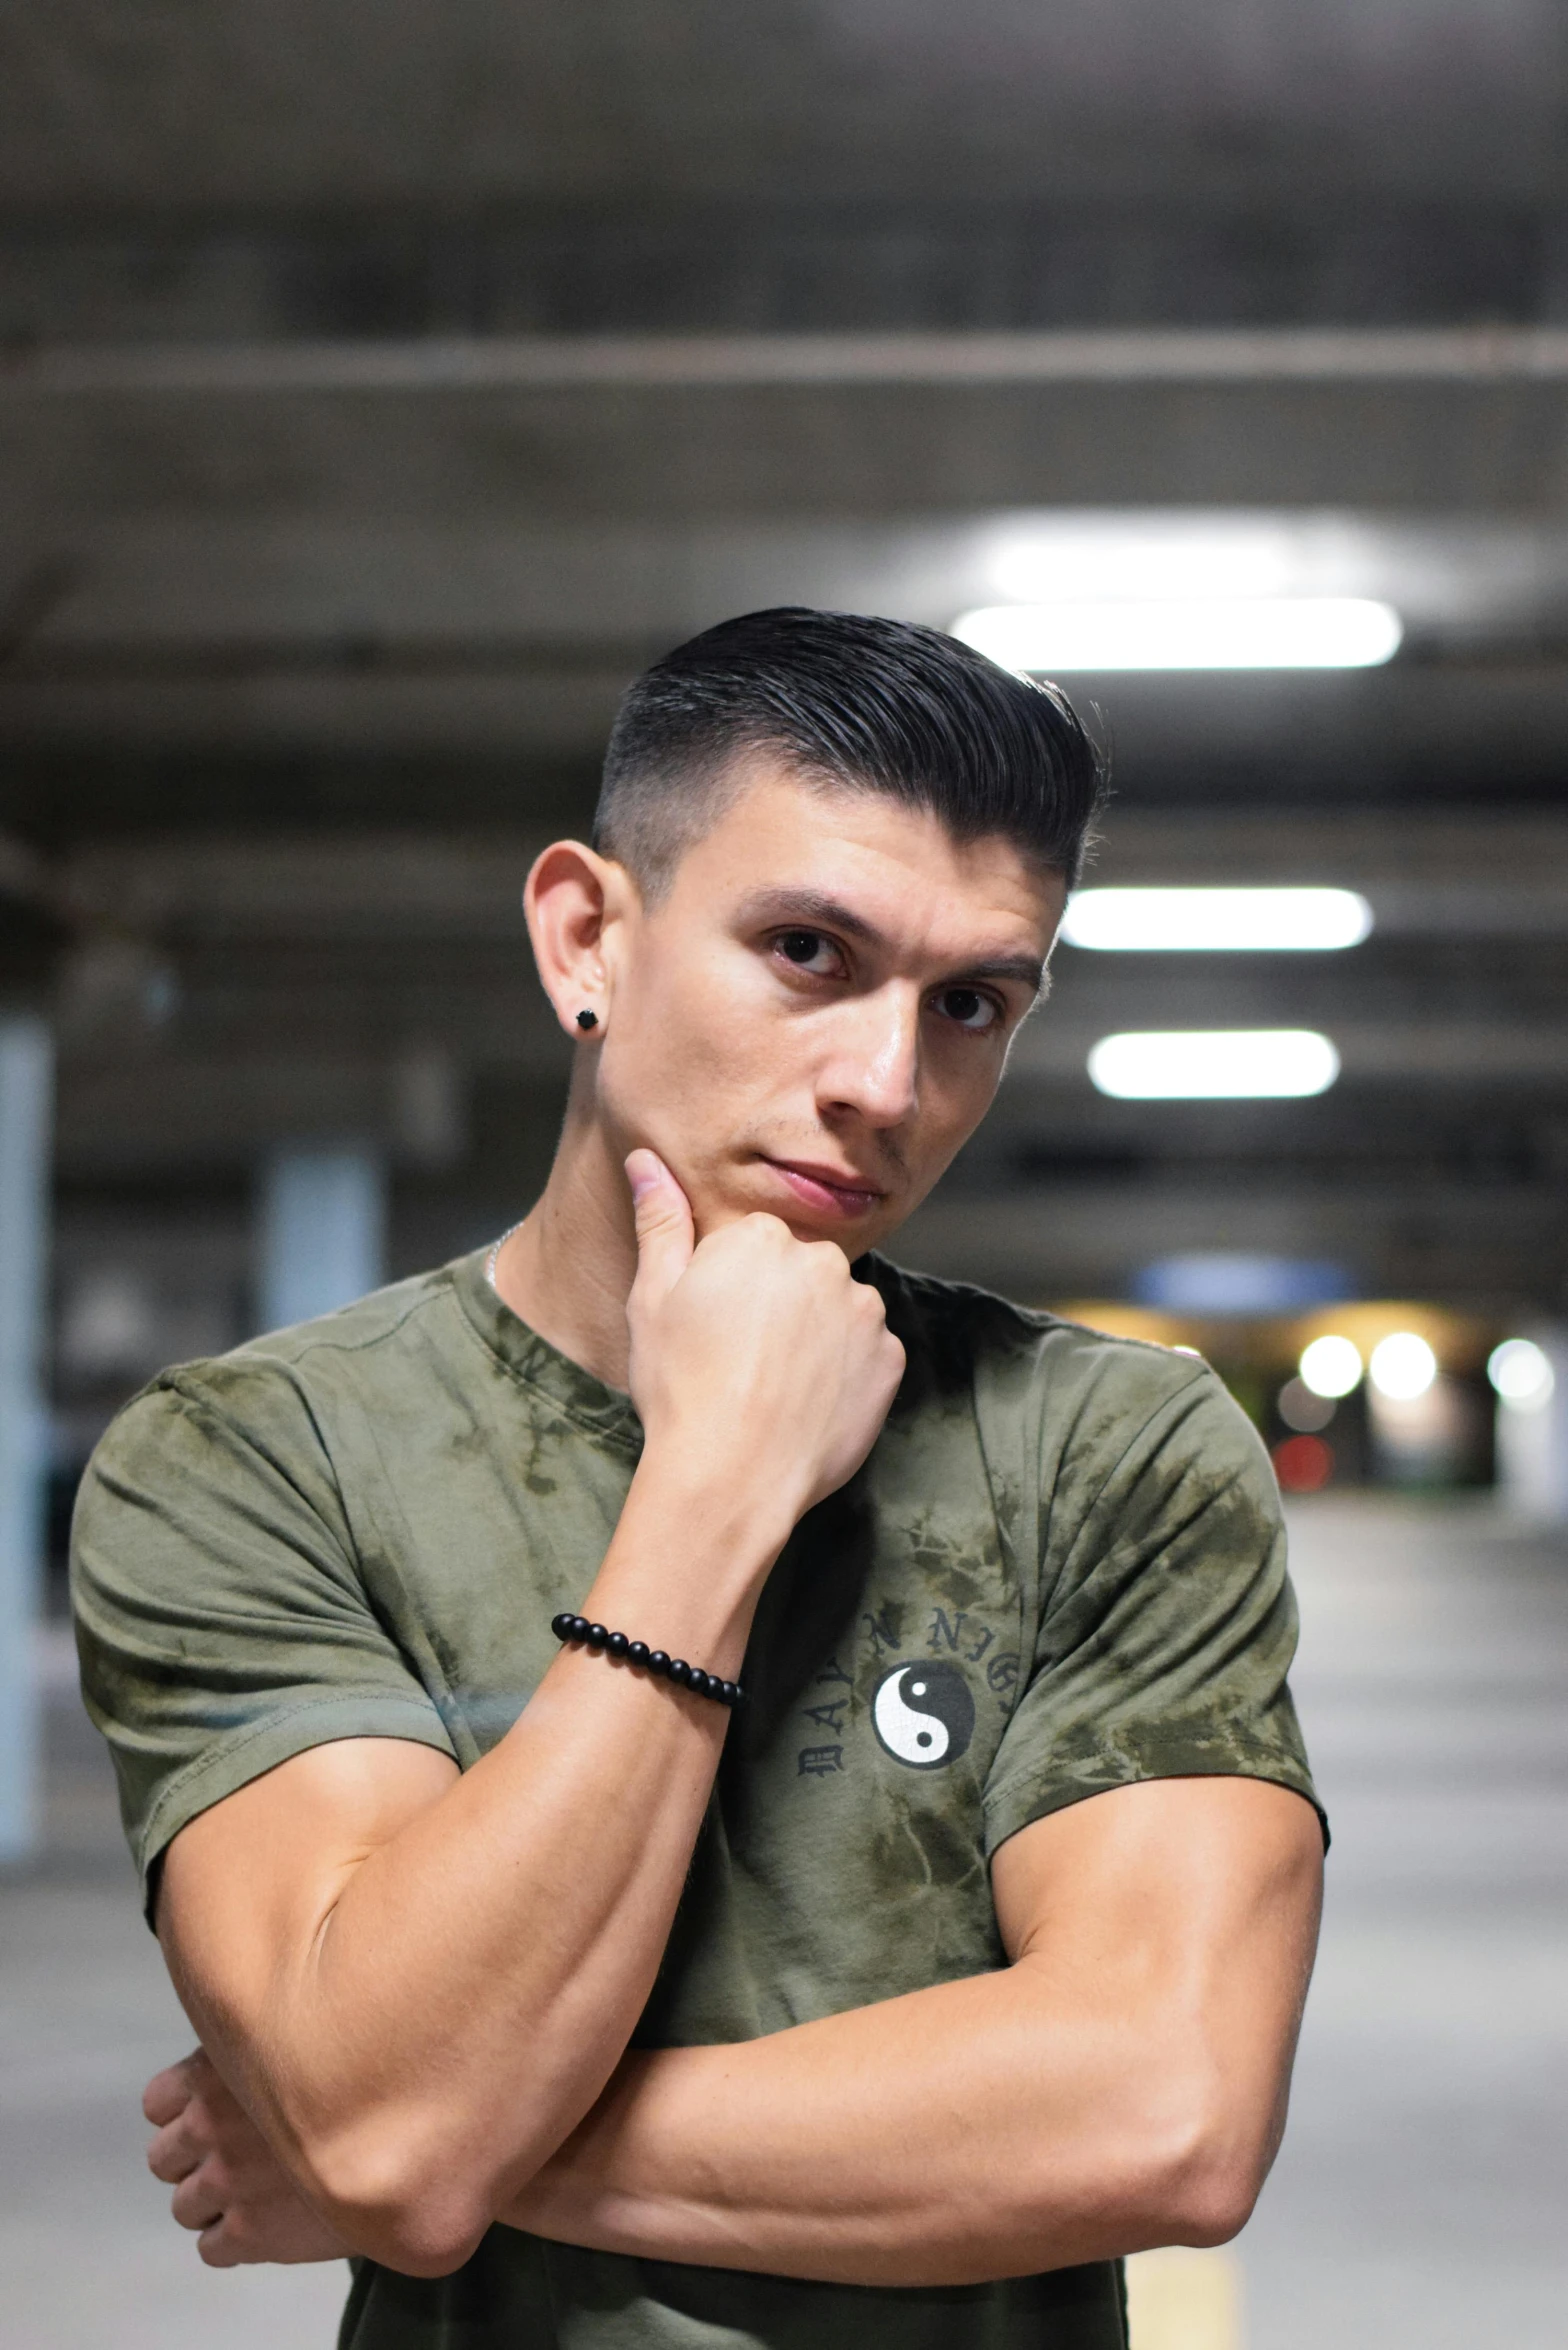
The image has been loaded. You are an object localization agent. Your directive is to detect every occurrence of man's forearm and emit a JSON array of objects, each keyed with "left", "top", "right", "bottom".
[
  {"left": 504, "top": 1780, "right": 1322, "bottom": 2290},
  {"left": 504, "top": 1966, "right": 1237, "bottom": 2288}
]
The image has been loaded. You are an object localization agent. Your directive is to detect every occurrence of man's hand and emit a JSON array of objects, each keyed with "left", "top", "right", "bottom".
[
  {"left": 145, "top": 2049, "right": 349, "bottom": 2267},
  {"left": 624, "top": 1149, "right": 905, "bottom": 1533}
]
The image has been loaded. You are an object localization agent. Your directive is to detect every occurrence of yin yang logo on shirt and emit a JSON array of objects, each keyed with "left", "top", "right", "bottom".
[{"left": 871, "top": 1661, "right": 976, "bottom": 1770}]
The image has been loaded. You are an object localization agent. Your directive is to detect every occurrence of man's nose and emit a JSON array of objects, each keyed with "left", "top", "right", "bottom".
[{"left": 818, "top": 989, "right": 921, "bottom": 1127}]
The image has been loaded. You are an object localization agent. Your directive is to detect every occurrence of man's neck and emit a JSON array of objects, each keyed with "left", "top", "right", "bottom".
[{"left": 491, "top": 1099, "right": 640, "bottom": 1392}]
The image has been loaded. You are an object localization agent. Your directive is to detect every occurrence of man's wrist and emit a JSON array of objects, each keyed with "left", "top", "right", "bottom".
[
  {"left": 624, "top": 1444, "right": 799, "bottom": 1576},
  {"left": 581, "top": 1453, "right": 791, "bottom": 1681}
]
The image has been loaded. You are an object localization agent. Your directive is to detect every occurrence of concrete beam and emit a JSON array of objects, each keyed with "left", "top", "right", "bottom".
[
  {"left": 11, "top": 656, "right": 1568, "bottom": 775},
  {"left": 13, "top": 325, "right": 1568, "bottom": 396},
  {"left": 5, "top": 334, "right": 1568, "bottom": 540},
  {"left": 6, "top": 200, "right": 1568, "bottom": 344},
  {"left": 56, "top": 815, "right": 1568, "bottom": 927}
]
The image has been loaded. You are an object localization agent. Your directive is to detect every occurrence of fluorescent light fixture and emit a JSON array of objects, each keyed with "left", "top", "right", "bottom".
[
  {"left": 1061, "top": 887, "right": 1372, "bottom": 953},
  {"left": 1299, "top": 1335, "right": 1363, "bottom": 1399},
  {"left": 1087, "top": 1030, "right": 1340, "bottom": 1100},
  {"left": 952, "top": 597, "right": 1403, "bottom": 671},
  {"left": 1369, "top": 1331, "right": 1438, "bottom": 1401},
  {"left": 1488, "top": 1337, "right": 1555, "bottom": 1411}
]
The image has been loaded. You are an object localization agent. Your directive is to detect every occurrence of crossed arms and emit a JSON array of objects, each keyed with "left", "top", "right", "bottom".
[
  {"left": 143, "top": 1187, "right": 1323, "bottom": 2284},
  {"left": 150, "top": 1736, "right": 1320, "bottom": 2284}
]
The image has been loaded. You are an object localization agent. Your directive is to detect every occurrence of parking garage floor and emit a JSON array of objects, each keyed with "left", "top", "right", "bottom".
[{"left": 3, "top": 1494, "right": 1566, "bottom": 2350}]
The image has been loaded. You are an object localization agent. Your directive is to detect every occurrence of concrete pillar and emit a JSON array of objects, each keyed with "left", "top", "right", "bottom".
[
  {"left": 257, "top": 1147, "right": 387, "bottom": 1334},
  {"left": 1494, "top": 1327, "right": 1568, "bottom": 1522},
  {"left": 0, "top": 1016, "right": 53, "bottom": 1864}
]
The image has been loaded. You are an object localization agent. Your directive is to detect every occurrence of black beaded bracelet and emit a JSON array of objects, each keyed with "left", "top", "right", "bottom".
[{"left": 550, "top": 1612, "right": 744, "bottom": 1710}]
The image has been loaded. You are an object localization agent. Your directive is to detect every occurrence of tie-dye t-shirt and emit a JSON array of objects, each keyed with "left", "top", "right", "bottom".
[{"left": 73, "top": 1247, "right": 1321, "bottom": 2350}]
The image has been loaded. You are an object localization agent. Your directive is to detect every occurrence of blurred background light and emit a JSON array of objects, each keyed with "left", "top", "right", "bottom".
[
  {"left": 1087, "top": 1029, "right": 1340, "bottom": 1099},
  {"left": 1299, "top": 1333, "right": 1365, "bottom": 1398},
  {"left": 1277, "top": 1375, "right": 1337, "bottom": 1432},
  {"left": 1487, "top": 1336, "right": 1556, "bottom": 1410},
  {"left": 1271, "top": 1431, "right": 1336, "bottom": 1492},
  {"left": 952, "top": 597, "right": 1403, "bottom": 671},
  {"left": 1369, "top": 1330, "right": 1439, "bottom": 1400},
  {"left": 1060, "top": 886, "right": 1373, "bottom": 952}
]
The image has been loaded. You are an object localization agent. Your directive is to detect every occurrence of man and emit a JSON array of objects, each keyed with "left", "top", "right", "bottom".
[{"left": 74, "top": 608, "right": 1324, "bottom": 2350}]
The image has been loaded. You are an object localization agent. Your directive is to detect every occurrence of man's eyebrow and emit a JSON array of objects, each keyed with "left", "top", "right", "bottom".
[
  {"left": 735, "top": 887, "right": 1046, "bottom": 996},
  {"left": 964, "top": 952, "right": 1048, "bottom": 995},
  {"left": 735, "top": 887, "right": 888, "bottom": 946}
]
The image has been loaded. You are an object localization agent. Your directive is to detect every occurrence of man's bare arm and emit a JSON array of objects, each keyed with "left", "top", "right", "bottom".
[
  {"left": 502, "top": 1775, "right": 1323, "bottom": 2287},
  {"left": 147, "top": 1775, "right": 1319, "bottom": 2278},
  {"left": 153, "top": 1158, "right": 905, "bottom": 2280}
]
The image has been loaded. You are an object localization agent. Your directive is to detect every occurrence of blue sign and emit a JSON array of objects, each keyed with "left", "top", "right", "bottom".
[{"left": 1133, "top": 1255, "right": 1354, "bottom": 1315}]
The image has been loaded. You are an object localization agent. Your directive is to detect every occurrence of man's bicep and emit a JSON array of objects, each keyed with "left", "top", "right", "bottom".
[
  {"left": 157, "top": 1737, "right": 459, "bottom": 2043},
  {"left": 990, "top": 1775, "right": 1323, "bottom": 1994},
  {"left": 989, "top": 1779, "right": 1322, "bottom": 2239}
]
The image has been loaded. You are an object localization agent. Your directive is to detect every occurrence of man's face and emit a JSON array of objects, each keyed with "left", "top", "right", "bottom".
[{"left": 592, "top": 758, "right": 1066, "bottom": 1253}]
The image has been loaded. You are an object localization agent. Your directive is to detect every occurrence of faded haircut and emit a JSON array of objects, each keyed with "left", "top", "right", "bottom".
[{"left": 593, "top": 607, "right": 1106, "bottom": 899}]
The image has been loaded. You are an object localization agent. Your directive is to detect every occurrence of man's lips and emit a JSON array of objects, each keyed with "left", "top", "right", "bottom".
[{"left": 762, "top": 1158, "right": 888, "bottom": 1217}]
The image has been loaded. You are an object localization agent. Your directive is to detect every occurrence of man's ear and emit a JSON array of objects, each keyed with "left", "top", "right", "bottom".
[{"left": 523, "top": 840, "right": 638, "bottom": 1040}]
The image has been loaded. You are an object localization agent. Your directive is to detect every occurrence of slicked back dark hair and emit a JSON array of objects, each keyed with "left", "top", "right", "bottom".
[{"left": 593, "top": 607, "right": 1106, "bottom": 898}]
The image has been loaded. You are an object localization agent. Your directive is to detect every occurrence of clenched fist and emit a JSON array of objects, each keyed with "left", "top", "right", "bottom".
[{"left": 624, "top": 1150, "right": 906, "bottom": 1540}]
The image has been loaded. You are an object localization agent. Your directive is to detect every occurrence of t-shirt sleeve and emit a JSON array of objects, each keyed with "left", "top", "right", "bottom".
[
  {"left": 982, "top": 1357, "right": 1325, "bottom": 1858},
  {"left": 71, "top": 1363, "right": 457, "bottom": 1916}
]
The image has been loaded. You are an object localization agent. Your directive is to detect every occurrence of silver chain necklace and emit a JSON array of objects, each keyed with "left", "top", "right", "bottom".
[{"left": 485, "top": 1219, "right": 526, "bottom": 1292}]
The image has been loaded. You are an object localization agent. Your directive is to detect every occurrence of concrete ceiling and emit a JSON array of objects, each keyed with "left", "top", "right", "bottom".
[
  {"left": 4, "top": 2, "right": 1566, "bottom": 211},
  {"left": 4, "top": 0, "right": 1566, "bottom": 1318},
  {"left": 5, "top": 5, "right": 1568, "bottom": 794}
]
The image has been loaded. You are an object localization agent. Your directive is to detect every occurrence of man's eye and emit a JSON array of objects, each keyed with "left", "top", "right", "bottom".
[
  {"left": 776, "top": 929, "right": 840, "bottom": 975},
  {"left": 934, "top": 987, "right": 1001, "bottom": 1032}
]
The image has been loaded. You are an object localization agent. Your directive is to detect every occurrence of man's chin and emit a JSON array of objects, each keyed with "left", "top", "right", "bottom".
[{"left": 693, "top": 1168, "right": 902, "bottom": 1254}]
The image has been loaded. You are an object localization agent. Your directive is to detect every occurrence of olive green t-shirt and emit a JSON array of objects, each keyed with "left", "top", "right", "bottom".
[{"left": 72, "top": 1248, "right": 1322, "bottom": 2350}]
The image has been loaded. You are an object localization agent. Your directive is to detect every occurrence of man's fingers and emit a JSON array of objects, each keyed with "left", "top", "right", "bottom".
[
  {"left": 147, "top": 2114, "right": 203, "bottom": 2184},
  {"left": 143, "top": 2052, "right": 352, "bottom": 2270},
  {"left": 625, "top": 1150, "right": 695, "bottom": 1307},
  {"left": 198, "top": 2219, "right": 246, "bottom": 2270},
  {"left": 142, "top": 2051, "right": 203, "bottom": 2126},
  {"left": 171, "top": 2164, "right": 226, "bottom": 2233}
]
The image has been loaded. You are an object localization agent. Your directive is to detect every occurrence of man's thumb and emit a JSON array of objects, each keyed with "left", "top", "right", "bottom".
[{"left": 626, "top": 1149, "right": 695, "bottom": 1302}]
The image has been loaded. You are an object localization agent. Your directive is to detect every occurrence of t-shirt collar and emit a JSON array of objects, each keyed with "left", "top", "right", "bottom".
[{"left": 451, "top": 1246, "right": 644, "bottom": 1459}]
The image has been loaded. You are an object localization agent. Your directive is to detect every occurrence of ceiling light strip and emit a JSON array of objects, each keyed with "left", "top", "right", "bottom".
[
  {"left": 1061, "top": 888, "right": 1373, "bottom": 951},
  {"left": 1087, "top": 1030, "right": 1341, "bottom": 1100},
  {"left": 955, "top": 600, "right": 1402, "bottom": 672}
]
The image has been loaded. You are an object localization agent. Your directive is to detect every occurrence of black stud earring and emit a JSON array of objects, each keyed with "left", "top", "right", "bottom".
[{"left": 576, "top": 1008, "right": 599, "bottom": 1032}]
